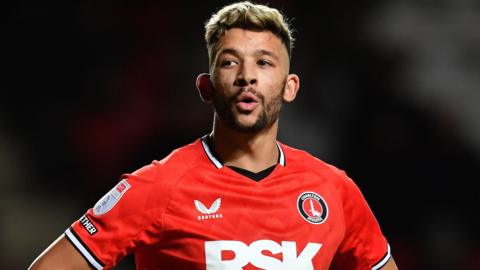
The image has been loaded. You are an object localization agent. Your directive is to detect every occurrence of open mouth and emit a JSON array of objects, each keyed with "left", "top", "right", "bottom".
[
  {"left": 241, "top": 97, "right": 255, "bottom": 103},
  {"left": 236, "top": 93, "right": 259, "bottom": 112}
]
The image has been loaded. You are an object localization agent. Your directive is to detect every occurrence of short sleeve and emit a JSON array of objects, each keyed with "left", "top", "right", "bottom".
[
  {"left": 65, "top": 163, "right": 165, "bottom": 269},
  {"left": 331, "top": 174, "right": 391, "bottom": 270}
]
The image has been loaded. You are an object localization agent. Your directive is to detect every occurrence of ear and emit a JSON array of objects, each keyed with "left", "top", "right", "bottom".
[
  {"left": 282, "top": 74, "right": 300, "bottom": 103},
  {"left": 196, "top": 73, "right": 214, "bottom": 104}
]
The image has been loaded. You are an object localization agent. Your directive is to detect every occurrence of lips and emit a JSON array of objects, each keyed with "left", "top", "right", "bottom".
[{"left": 235, "top": 92, "right": 259, "bottom": 112}]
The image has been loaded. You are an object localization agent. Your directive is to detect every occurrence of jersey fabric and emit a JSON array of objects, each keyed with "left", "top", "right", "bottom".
[{"left": 65, "top": 136, "right": 391, "bottom": 270}]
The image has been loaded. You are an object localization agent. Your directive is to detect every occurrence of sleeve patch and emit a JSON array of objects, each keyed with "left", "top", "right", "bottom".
[{"left": 93, "top": 179, "right": 131, "bottom": 216}]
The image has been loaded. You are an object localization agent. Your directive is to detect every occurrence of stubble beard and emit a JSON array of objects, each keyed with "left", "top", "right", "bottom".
[{"left": 212, "top": 80, "right": 286, "bottom": 133}]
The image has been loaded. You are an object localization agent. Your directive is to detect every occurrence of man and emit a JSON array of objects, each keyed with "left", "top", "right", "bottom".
[{"left": 29, "top": 1, "right": 398, "bottom": 269}]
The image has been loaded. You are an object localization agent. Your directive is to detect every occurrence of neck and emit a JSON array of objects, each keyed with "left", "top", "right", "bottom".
[{"left": 210, "top": 115, "right": 279, "bottom": 173}]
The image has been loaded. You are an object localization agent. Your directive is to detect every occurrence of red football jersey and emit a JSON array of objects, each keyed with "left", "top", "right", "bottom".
[{"left": 66, "top": 136, "right": 391, "bottom": 270}]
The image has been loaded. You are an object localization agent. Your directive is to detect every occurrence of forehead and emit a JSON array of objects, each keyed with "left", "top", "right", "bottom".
[{"left": 216, "top": 28, "right": 288, "bottom": 60}]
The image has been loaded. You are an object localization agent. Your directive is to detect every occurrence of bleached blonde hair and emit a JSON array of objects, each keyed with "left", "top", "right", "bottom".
[{"left": 204, "top": 1, "right": 295, "bottom": 69}]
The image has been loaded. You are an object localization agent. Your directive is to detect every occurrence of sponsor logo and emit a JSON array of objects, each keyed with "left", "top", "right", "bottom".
[
  {"left": 93, "top": 179, "right": 131, "bottom": 216},
  {"left": 79, "top": 215, "right": 97, "bottom": 235},
  {"left": 297, "top": 191, "right": 328, "bottom": 224},
  {"left": 205, "top": 240, "right": 322, "bottom": 270},
  {"left": 194, "top": 198, "right": 222, "bottom": 220}
]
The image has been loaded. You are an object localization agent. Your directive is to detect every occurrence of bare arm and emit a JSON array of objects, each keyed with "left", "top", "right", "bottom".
[
  {"left": 381, "top": 257, "right": 399, "bottom": 270},
  {"left": 29, "top": 234, "right": 93, "bottom": 270}
]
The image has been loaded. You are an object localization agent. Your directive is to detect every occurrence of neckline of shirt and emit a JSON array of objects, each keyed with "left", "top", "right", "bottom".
[
  {"left": 227, "top": 164, "right": 277, "bottom": 182},
  {"left": 200, "top": 134, "right": 286, "bottom": 170}
]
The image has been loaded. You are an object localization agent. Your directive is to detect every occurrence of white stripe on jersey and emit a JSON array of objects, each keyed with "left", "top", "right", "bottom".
[
  {"left": 372, "top": 244, "right": 391, "bottom": 270},
  {"left": 201, "top": 136, "right": 223, "bottom": 169},
  {"left": 276, "top": 142, "right": 285, "bottom": 166},
  {"left": 65, "top": 228, "right": 103, "bottom": 270}
]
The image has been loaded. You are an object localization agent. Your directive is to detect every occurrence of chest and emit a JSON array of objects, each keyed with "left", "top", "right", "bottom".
[{"left": 138, "top": 169, "right": 347, "bottom": 269}]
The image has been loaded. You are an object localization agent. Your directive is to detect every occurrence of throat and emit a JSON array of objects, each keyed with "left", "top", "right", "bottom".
[
  {"left": 206, "top": 133, "right": 280, "bottom": 172},
  {"left": 228, "top": 164, "right": 277, "bottom": 182}
]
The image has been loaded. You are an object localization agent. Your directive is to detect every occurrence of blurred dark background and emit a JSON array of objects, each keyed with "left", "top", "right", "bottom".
[{"left": 3, "top": 0, "right": 480, "bottom": 269}]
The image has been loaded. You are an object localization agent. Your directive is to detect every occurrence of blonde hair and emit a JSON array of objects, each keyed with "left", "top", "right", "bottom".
[{"left": 204, "top": 1, "right": 294, "bottom": 68}]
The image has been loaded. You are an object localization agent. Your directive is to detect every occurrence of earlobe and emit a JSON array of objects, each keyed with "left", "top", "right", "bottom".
[
  {"left": 196, "top": 73, "right": 213, "bottom": 103},
  {"left": 283, "top": 74, "right": 300, "bottom": 103}
]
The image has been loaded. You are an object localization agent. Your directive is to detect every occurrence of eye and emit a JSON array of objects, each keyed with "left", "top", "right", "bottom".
[
  {"left": 221, "top": 60, "right": 238, "bottom": 67},
  {"left": 257, "top": 59, "right": 272, "bottom": 66}
]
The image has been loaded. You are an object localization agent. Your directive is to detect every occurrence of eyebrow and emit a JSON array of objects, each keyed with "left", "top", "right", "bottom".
[
  {"left": 217, "top": 48, "right": 240, "bottom": 58},
  {"left": 217, "top": 48, "right": 279, "bottom": 60},
  {"left": 255, "top": 49, "right": 279, "bottom": 60}
]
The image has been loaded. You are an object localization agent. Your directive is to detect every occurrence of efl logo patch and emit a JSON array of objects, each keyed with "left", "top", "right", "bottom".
[
  {"left": 297, "top": 191, "right": 328, "bottom": 224},
  {"left": 93, "top": 179, "right": 131, "bottom": 216}
]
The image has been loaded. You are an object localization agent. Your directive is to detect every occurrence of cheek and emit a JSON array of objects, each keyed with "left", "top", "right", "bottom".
[
  {"left": 261, "top": 71, "right": 284, "bottom": 87},
  {"left": 213, "top": 72, "right": 235, "bottom": 92},
  {"left": 263, "top": 76, "right": 285, "bottom": 96},
  {"left": 214, "top": 66, "right": 237, "bottom": 82}
]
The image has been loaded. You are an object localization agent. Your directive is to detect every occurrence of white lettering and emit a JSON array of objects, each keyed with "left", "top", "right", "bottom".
[
  {"left": 205, "top": 240, "right": 322, "bottom": 270},
  {"left": 249, "top": 240, "right": 284, "bottom": 269},
  {"left": 205, "top": 240, "right": 249, "bottom": 270},
  {"left": 79, "top": 215, "right": 97, "bottom": 235},
  {"left": 283, "top": 241, "right": 321, "bottom": 270}
]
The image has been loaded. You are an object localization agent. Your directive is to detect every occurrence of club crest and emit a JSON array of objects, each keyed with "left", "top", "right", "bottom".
[{"left": 297, "top": 191, "right": 328, "bottom": 224}]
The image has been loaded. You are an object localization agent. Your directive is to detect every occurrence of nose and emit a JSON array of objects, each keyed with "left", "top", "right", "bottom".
[{"left": 234, "top": 63, "right": 257, "bottom": 87}]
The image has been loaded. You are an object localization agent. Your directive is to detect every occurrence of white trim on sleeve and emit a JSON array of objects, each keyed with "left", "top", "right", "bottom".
[
  {"left": 372, "top": 243, "right": 391, "bottom": 270},
  {"left": 65, "top": 228, "right": 104, "bottom": 270}
]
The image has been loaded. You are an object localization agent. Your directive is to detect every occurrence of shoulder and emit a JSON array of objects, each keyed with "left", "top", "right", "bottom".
[
  {"left": 280, "top": 143, "right": 370, "bottom": 208},
  {"left": 125, "top": 138, "right": 206, "bottom": 187},
  {"left": 279, "top": 142, "right": 355, "bottom": 191},
  {"left": 102, "top": 138, "right": 208, "bottom": 215},
  {"left": 281, "top": 143, "right": 348, "bottom": 178}
]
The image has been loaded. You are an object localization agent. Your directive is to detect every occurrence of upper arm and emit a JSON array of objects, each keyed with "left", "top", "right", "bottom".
[
  {"left": 35, "top": 163, "right": 169, "bottom": 269},
  {"left": 29, "top": 235, "right": 92, "bottom": 270}
]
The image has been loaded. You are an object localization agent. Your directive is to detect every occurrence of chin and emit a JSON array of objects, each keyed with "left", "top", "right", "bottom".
[
  {"left": 230, "top": 116, "right": 267, "bottom": 133},
  {"left": 235, "top": 116, "right": 260, "bottom": 126}
]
